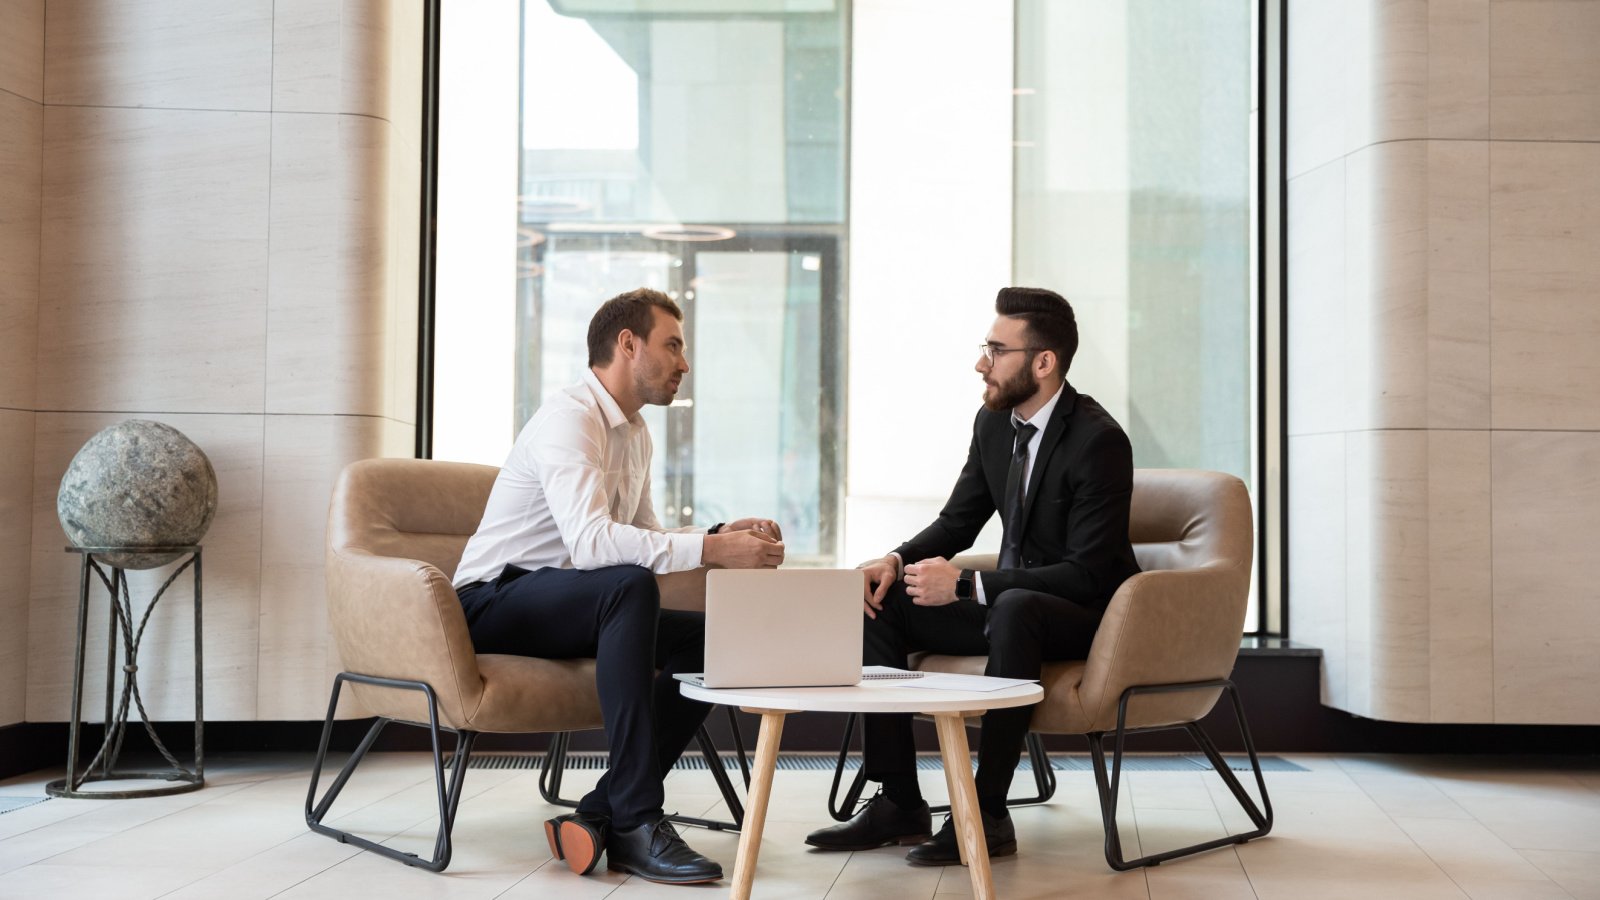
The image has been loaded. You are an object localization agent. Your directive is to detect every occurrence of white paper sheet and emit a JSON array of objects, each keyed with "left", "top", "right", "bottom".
[{"left": 896, "top": 673, "right": 1039, "bottom": 692}]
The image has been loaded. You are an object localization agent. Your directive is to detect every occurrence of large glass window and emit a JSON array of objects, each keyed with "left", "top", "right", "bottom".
[{"left": 433, "top": 1, "right": 1265, "bottom": 615}]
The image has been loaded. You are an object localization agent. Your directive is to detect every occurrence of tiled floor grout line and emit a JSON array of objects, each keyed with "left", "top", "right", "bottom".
[
  {"left": 151, "top": 760, "right": 463, "bottom": 899},
  {"left": 1, "top": 776, "right": 268, "bottom": 875},
  {"left": 1335, "top": 759, "right": 1548, "bottom": 900}
]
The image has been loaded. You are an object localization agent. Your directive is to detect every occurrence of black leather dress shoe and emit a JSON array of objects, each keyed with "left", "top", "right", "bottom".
[
  {"left": 804, "top": 793, "right": 933, "bottom": 851},
  {"left": 905, "top": 810, "right": 1017, "bottom": 866},
  {"left": 606, "top": 817, "right": 724, "bottom": 884},
  {"left": 544, "top": 811, "right": 609, "bottom": 875}
]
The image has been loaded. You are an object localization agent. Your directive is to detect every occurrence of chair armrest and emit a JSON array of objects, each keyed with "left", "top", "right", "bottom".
[
  {"left": 950, "top": 553, "right": 999, "bottom": 572},
  {"left": 325, "top": 546, "right": 486, "bottom": 728},
  {"left": 1075, "top": 564, "right": 1250, "bottom": 732},
  {"left": 657, "top": 566, "right": 714, "bottom": 612}
]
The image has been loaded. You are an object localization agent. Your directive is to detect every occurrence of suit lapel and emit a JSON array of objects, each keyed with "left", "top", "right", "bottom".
[{"left": 1019, "top": 384, "right": 1077, "bottom": 533}]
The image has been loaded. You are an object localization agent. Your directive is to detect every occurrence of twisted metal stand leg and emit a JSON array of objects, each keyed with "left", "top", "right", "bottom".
[
  {"left": 304, "top": 673, "right": 478, "bottom": 872},
  {"left": 48, "top": 548, "right": 204, "bottom": 799},
  {"left": 1086, "top": 679, "right": 1273, "bottom": 870}
]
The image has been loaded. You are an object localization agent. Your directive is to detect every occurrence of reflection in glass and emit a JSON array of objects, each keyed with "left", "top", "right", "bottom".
[{"left": 516, "top": 1, "right": 847, "bottom": 563}]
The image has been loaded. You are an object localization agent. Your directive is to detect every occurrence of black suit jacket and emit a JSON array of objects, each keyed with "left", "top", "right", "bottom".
[{"left": 894, "top": 382, "right": 1140, "bottom": 611}]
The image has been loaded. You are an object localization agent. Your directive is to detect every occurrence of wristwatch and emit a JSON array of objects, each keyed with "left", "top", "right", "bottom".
[{"left": 955, "top": 569, "right": 975, "bottom": 602}]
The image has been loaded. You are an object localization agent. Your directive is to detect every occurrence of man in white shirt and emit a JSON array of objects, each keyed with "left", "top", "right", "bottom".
[{"left": 453, "top": 288, "right": 784, "bottom": 885}]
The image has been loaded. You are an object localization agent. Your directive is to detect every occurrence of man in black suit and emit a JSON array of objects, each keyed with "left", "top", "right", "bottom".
[{"left": 806, "top": 287, "right": 1140, "bottom": 865}]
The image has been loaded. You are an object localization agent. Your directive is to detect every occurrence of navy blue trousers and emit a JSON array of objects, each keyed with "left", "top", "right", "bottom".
[
  {"left": 862, "top": 582, "right": 1102, "bottom": 807},
  {"left": 457, "top": 564, "right": 710, "bottom": 829}
]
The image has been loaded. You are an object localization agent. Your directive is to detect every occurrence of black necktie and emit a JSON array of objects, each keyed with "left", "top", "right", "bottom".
[{"left": 998, "top": 420, "right": 1037, "bottom": 570}]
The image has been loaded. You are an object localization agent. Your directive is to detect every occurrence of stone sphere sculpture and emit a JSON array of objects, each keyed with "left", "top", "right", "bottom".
[{"left": 57, "top": 420, "right": 219, "bottom": 570}]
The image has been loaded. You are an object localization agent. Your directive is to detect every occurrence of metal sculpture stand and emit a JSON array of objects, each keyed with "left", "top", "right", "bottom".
[{"left": 46, "top": 546, "right": 204, "bottom": 799}]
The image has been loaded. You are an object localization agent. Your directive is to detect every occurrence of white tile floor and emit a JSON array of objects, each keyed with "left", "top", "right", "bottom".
[{"left": 1, "top": 752, "right": 1597, "bottom": 899}]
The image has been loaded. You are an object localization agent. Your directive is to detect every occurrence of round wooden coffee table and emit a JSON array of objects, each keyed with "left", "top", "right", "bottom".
[{"left": 679, "top": 678, "right": 1043, "bottom": 900}]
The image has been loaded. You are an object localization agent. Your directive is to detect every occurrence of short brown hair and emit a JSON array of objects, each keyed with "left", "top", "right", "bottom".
[
  {"left": 587, "top": 288, "right": 683, "bottom": 367},
  {"left": 996, "top": 287, "right": 1077, "bottom": 375}
]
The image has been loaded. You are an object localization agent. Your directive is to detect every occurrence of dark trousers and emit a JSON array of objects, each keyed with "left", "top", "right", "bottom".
[
  {"left": 457, "top": 564, "right": 711, "bottom": 829},
  {"left": 863, "top": 582, "right": 1103, "bottom": 806}
]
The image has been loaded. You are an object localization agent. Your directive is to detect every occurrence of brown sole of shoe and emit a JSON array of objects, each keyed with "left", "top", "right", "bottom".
[
  {"left": 559, "top": 820, "right": 602, "bottom": 876},
  {"left": 544, "top": 819, "right": 565, "bottom": 861}
]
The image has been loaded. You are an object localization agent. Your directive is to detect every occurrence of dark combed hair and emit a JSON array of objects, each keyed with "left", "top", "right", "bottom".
[
  {"left": 995, "top": 286, "right": 1078, "bottom": 376},
  {"left": 586, "top": 288, "right": 683, "bottom": 367}
]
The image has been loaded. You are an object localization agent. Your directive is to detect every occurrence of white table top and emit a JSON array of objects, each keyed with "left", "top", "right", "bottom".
[{"left": 677, "top": 677, "right": 1042, "bottom": 714}]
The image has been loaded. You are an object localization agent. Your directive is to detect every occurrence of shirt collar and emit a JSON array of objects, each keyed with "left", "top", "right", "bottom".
[
  {"left": 1012, "top": 380, "right": 1066, "bottom": 432},
  {"left": 580, "top": 367, "right": 635, "bottom": 430}
]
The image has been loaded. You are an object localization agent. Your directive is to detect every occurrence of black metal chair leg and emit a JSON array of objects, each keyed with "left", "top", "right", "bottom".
[
  {"left": 539, "top": 724, "right": 749, "bottom": 831},
  {"left": 304, "top": 672, "right": 478, "bottom": 872},
  {"left": 827, "top": 712, "right": 870, "bottom": 821},
  {"left": 827, "top": 713, "right": 1059, "bottom": 819},
  {"left": 1087, "top": 679, "right": 1274, "bottom": 871},
  {"left": 538, "top": 731, "right": 575, "bottom": 808},
  {"left": 726, "top": 707, "right": 752, "bottom": 789}
]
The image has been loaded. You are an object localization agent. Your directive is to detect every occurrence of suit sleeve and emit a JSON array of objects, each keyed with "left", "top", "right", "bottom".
[
  {"left": 893, "top": 411, "right": 997, "bottom": 563},
  {"left": 978, "top": 425, "right": 1134, "bottom": 606}
]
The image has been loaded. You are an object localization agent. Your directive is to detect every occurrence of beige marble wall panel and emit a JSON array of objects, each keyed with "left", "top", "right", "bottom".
[
  {"left": 0, "top": 0, "right": 44, "bottom": 102},
  {"left": 1348, "top": 0, "right": 1429, "bottom": 154},
  {"left": 1489, "top": 141, "right": 1600, "bottom": 430},
  {"left": 0, "top": 89, "right": 40, "bottom": 410},
  {"left": 0, "top": 408, "right": 35, "bottom": 726},
  {"left": 386, "top": 122, "right": 420, "bottom": 425},
  {"left": 1347, "top": 429, "right": 1431, "bottom": 721},
  {"left": 1491, "top": 431, "right": 1600, "bottom": 724},
  {"left": 1286, "top": 161, "right": 1346, "bottom": 437},
  {"left": 273, "top": 0, "right": 394, "bottom": 119},
  {"left": 26, "top": 413, "right": 263, "bottom": 723},
  {"left": 1426, "top": 430, "right": 1493, "bottom": 722},
  {"left": 1428, "top": 0, "right": 1490, "bottom": 138},
  {"left": 1287, "top": 433, "right": 1349, "bottom": 709},
  {"left": 1489, "top": 0, "right": 1600, "bottom": 141},
  {"left": 257, "top": 414, "right": 389, "bottom": 720},
  {"left": 267, "top": 113, "right": 389, "bottom": 416},
  {"left": 1345, "top": 141, "right": 1428, "bottom": 432},
  {"left": 1426, "top": 140, "right": 1491, "bottom": 429},
  {"left": 44, "top": 0, "right": 272, "bottom": 111},
  {"left": 1287, "top": 0, "right": 1347, "bottom": 178},
  {"left": 37, "top": 106, "right": 270, "bottom": 414}
]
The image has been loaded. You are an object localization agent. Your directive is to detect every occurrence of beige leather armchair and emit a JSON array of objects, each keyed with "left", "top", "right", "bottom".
[
  {"left": 829, "top": 468, "right": 1272, "bottom": 869},
  {"left": 305, "top": 458, "right": 737, "bottom": 871}
]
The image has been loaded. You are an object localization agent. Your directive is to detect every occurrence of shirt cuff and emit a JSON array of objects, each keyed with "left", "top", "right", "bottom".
[
  {"left": 974, "top": 571, "right": 988, "bottom": 606},
  {"left": 888, "top": 551, "right": 904, "bottom": 578}
]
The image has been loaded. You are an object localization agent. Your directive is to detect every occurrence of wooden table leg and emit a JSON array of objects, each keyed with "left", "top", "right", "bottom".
[
  {"left": 730, "top": 709, "right": 787, "bottom": 900},
  {"left": 934, "top": 712, "right": 994, "bottom": 900},
  {"left": 936, "top": 718, "right": 969, "bottom": 866}
]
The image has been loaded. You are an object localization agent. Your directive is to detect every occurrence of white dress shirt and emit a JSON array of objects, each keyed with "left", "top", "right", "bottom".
[
  {"left": 452, "top": 368, "right": 706, "bottom": 588},
  {"left": 893, "top": 380, "right": 1065, "bottom": 606}
]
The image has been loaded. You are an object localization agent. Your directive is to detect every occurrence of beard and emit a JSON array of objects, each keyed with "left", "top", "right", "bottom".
[
  {"left": 634, "top": 353, "right": 680, "bottom": 406},
  {"left": 982, "top": 363, "right": 1039, "bottom": 413}
]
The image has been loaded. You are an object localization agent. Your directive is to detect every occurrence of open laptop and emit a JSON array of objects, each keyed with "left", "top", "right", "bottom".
[{"left": 686, "top": 569, "right": 865, "bottom": 688}]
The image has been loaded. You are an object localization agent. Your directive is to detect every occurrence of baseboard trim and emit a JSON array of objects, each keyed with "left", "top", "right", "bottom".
[{"left": 4, "top": 655, "right": 1597, "bottom": 781}]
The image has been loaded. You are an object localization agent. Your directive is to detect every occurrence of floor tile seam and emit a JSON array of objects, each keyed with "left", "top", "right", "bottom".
[
  {"left": 1509, "top": 847, "right": 1586, "bottom": 900},
  {"left": 145, "top": 824, "right": 364, "bottom": 900},
  {"left": 487, "top": 855, "right": 565, "bottom": 900},
  {"left": 1345, "top": 775, "right": 1505, "bottom": 900}
]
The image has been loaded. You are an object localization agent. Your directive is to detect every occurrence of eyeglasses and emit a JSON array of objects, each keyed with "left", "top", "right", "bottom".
[{"left": 978, "top": 344, "right": 1042, "bottom": 364}]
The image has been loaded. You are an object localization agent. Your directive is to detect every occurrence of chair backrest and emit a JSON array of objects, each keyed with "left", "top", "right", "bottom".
[
  {"left": 1074, "top": 468, "right": 1254, "bottom": 732},
  {"left": 1129, "top": 468, "right": 1254, "bottom": 578},
  {"left": 324, "top": 458, "right": 500, "bottom": 727},
  {"left": 328, "top": 457, "right": 499, "bottom": 576}
]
